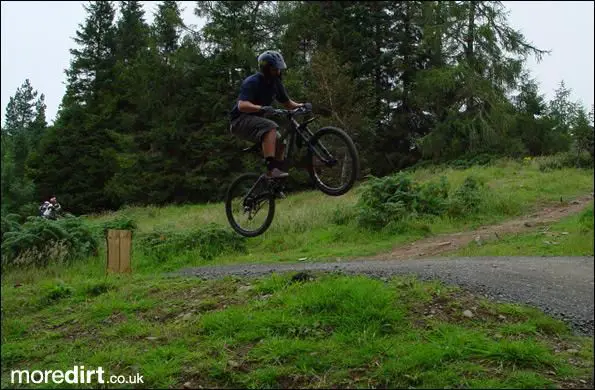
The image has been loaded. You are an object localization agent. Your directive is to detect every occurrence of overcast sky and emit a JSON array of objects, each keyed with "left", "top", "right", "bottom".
[{"left": 1, "top": 1, "right": 593, "bottom": 126}]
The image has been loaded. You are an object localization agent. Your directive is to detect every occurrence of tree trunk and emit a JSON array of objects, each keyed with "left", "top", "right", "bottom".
[
  {"left": 465, "top": 1, "right": 476, "bottom": 111},
  {"left": 402, "top": 1, "right": 412, "bottom": 110},
  {"left": 373, "top": 6, "right": 383, "bottom": 133},
  {"left": 465, "top": 2, "right": 476, "bottom": 64},
  {"left": 434, "top": 1, "right": 444, "bottom": 67}
]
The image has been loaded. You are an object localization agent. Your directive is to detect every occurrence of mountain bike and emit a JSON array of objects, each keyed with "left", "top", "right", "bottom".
[{"left": 225, "top": 105, "right": 360, "bottom": 237}]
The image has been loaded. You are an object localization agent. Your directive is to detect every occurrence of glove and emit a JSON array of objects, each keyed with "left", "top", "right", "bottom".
[
  {"left": 259, "top": 105, "right": 275, "bottom": 114},
  {"left": 301, "top": 102, "right": 312, "bottom": 111}
]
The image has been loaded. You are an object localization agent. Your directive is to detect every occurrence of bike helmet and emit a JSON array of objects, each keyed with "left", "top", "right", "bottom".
[{"left": 258, "top": 50, "right": 287, "bottom": 78}]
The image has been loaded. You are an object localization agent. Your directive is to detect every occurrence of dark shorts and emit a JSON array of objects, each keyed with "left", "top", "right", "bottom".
[{"left": 230, "top": 114, "right": 279, "bottom": 144}]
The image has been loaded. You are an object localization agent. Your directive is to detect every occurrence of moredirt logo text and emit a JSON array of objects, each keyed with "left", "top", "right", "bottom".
[{"left": 10, "top": 366, "right": 144, "bottom": 385}]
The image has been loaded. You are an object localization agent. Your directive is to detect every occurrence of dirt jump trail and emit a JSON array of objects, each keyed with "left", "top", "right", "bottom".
[{"left": 369, "top": 193, "right": 594, "bottom": 260}]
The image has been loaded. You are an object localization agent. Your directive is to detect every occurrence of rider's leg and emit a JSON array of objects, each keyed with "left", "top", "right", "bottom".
[
  {"left": 276, "top": 136, "right": 285, "bottom": 162},
  {"left": 230, "top": 114, "right": 288, "bottom": 178},
  {"left": 264, "top": 130, "right": 285, "bottom": 162},
  {"left": 262, "top": 129, "right": 276, "bottom": 159},
  {"left": 262, "top": 129, "right": 288, "bottom": 178}
]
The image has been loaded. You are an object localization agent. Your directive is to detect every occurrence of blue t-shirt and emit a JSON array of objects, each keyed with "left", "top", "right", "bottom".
[{"left": 230, "top": 73, "right": 290, "bottom": 120}]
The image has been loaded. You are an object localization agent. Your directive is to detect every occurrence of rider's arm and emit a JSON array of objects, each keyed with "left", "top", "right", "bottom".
[
  {"left": 276, "top": 80, "right": 303, "bottom": 110},
  {"left": 237, "top": 77, "right": 265, "bottom": 113},
  {"left": 282, "top": 100, "right": 303, "bottom": 110},
  {"left": 238, "top": 100, "right": 265, "bottom": 113}
]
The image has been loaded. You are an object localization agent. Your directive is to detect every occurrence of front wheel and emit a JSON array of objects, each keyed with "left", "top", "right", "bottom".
[
  {"left": 307, "top": 126, "right": 360, "bottom": 196},
  {"left": 225, "top": 173, "right": 276, "bottom": 237}
]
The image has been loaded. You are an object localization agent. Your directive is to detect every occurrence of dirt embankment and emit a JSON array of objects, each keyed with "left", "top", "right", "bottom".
[{"left": 369, "top": 194, "right": 594, "bottom": 261}]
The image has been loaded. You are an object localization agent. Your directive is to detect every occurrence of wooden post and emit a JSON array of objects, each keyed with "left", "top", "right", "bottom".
[{"left": 106, "top": 229, "right": 132, "bottom": 274}]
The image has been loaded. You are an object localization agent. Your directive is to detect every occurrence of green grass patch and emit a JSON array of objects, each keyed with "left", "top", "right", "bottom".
[{"left": 2, "top": 273, "right": 592, "bottom": 388}]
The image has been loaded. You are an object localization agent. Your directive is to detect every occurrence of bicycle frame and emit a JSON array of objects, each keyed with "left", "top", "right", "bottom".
[
  {"left": 240, "top": 108, "right": 338, "bottom": 207},
  {"left": 280, "top": 112, "right": 336, "bottom": 168}
]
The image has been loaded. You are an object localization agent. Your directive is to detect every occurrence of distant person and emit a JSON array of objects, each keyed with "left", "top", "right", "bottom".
[
  {"left": 39, "top": 196, "right": 62, "bottom": 220},
  {"left": 229, "top": 50, "right": 311, "bottom": 179}
]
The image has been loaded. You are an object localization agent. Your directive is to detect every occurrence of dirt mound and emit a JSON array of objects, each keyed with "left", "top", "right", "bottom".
[{"left": 370, "top": 194, "right": 594, "bottom": 261}]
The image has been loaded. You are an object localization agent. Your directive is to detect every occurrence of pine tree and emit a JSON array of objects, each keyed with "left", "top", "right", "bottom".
[
  {"left": 196, "top": 1, "right": 279, "bottom": 53},
  {"left": 548, "top": 81, "right": 579, "bottom": 131},
  {"left": 510, "top": 75, "right": 560, "bottom": 155},
  {"left": 100, "top": 1, "right": 155, "bottom": 205},
  {"left": 112, "top": 0, "right": 153, "bottom": 135},
  {"left": 31, "top": 1, "right": 119, "bottom": 214},
  {"left": 63, "top": 1, "right": 117, "bottom": 106},
  {"left": 115, "top": 1, "right": 149, "bottom": 62},
  {"left": 0, "top": 80, "right": 44, "bottom": 215},
  {"left": 411, "top": 1, "right": 549, "bottom": 160},
  {"left": 2, "top": 80, "right": 43, "bottom": 181},
  {"left": 3, "top": 79, "right": 38, "bottom": 135},
  {"left": 0, "top": 128, "right": 9, "bottom": 215},
  {"left": 153, "top": 1, "right": 183, "bottom": 60},
  {"left": 28, "top": 94, "right": 47, "bottom": 152},
  {"left": 572, "top": 106, "right": 594, "bottom": 159}
]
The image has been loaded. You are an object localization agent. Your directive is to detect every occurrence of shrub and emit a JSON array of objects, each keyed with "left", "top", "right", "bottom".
[
  {"left": 417, "top": 176, "right": 450, "bottom": 215},
  {"left": 570, "top": 151, "right": 593, "bottom": 168},
  {"left": 1, "top": 214, "right": 21, "bottom": 242},
  {"left": 83, "top": 281, "right": 114, "bottom": 297},
  {"left": 1, "top": 216, "right": 99, "bottom": 269},
  {"left": 101, "top": 216, "right": 138, "bottom": 235},
  {"left": 449, "top": 153, "right": 498, "bottom": 170},
  {"left": 355, "top": 174, "right": 417, "bottom": 229},
  {"left": 353, "top": 174, "right": 484, "bottom": 230},
  {"left": 331, "top": 205, "right": 357, "bottom": 225},
  {"left": 41, "top": 282, "right": 73, "bottom": 305},
  {"left": 448, "top": 176, "right": 484, "bottom": 217},
  {"left": 12, "top": 240, "right": 71, "bottom": 268},
  {"left": 18, "top": 202, "right": 43, "bottom": 219},
  {"left": 579, "top": 206, "right": 594, "bottom": 233},
  {"left": 537, "top": 151, "right": 594, "bottom": 172},
  {"left": 139, "top": 223, "right": 246, "bottom": 261}
]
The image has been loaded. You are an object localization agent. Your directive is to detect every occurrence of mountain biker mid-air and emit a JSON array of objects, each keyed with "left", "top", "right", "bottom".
[{"left": 229, "top": 50, "right": 310, "bottom": 179}]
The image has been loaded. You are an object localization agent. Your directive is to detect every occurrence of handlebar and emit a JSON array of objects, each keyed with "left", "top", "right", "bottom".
[{"left": 267, "top": 104, "right": 312, "bottom": 117}]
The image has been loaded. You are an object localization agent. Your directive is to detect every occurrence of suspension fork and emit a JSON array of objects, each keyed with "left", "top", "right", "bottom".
[{"left": 301, "top": 125, "right": 336, "bottom": 165}]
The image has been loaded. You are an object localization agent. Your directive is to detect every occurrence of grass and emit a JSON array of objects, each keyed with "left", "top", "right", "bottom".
[
  {"left": 450, "top": 202, "right": 594, "bottom": 257},
  {"left": 2, "top": 158, "right": 593, "bottom": 286},
  {"left": 2, "top": 158, "right": 594, "bottom": 388},
  {"left": 1, "top": 273, "right": 592, "bottom": 388},
  {"left": 92, "top": 159, "right": 594, "bottom": 269}
]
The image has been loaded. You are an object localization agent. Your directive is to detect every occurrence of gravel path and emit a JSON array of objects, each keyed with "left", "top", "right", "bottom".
[{"left": 174, "top": 256, "right": 594, "bottom": 336}]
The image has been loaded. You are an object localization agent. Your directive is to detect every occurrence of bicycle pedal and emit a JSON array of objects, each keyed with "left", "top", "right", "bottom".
[{"left": 276, "top": 191, "right": 287, "bottom": 199}]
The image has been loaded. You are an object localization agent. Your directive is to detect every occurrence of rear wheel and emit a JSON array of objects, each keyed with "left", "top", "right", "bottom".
[
  {"left": 225, "top": 173, "right": 276, "bottom": 237},
  {"left": 307, "top": 126, "right": 359, "bottom": 196}
]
